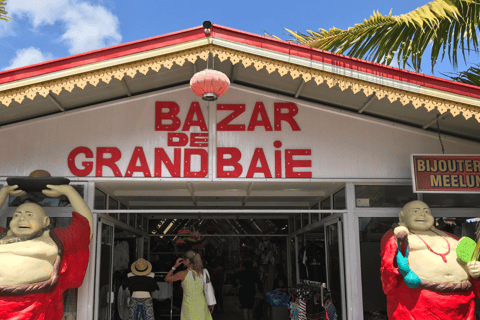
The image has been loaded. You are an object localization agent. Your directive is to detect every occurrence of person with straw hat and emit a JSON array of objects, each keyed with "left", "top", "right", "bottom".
[{"left": 127, "top": 258, "right": 159, "bottom": 320}]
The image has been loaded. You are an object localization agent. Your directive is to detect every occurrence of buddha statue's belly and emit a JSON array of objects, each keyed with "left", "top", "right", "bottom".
[
  {"left": 0, "top": 253, "right": 56, "bottom": 285},
  {"left": 408, "top": 233, "right": 469, "bottom": 283},
  {"left": 0, "top": 235, "right": 58, "bottom": 286}
]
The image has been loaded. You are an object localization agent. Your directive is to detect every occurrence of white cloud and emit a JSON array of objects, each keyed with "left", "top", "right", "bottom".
[
  {"left": 0, "top": 18, "right": 15, "bottom": 38},
  {"left": 3, "top": 47, "right": 54, "bottom": 71},
  {"left": 61, "top": 3, "right": 121, "bottom": 54},
  {"left": 7, "top": 0, "right": 69, "bottom": 28},
  {"left": 6, "top": 0, "right": 122, "bottom": 54}
]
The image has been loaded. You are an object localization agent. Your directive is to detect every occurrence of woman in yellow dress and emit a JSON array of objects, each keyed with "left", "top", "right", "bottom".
[{"left": 165, "top": 250, "right": 213, "bottom": 320}]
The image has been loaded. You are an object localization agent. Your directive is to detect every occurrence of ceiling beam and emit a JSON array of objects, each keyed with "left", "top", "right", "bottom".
[
  {"left": 147, "top": 215, "right": 293, "bottom": 219},
  {"left": 242, "top": 182, "right": 255, "bottom": 206},
  {"left": 358, "top": 95, "right": 376, "bottom": 114},
  {"left": 127, "top": 200, "right": 312, "bottom": 207},
  {"left": 249, "top": 190, "right": 325, "bottom": 197},
  {"left": 295, "top": 79, "right": 305, "bottom": 98},
  {"left": 423, "top": 112, "right": 449, "bottom": 130},
  {"left": 115, "top": 190, "right": 191, "bottom": 196},
  {"left": 230, "top": 64, "right": 238, "bottom": 83},
  {"left": 187, "top": 182, "right": 197, "bottom": 206},
  {"left": 47, "top": 93, "right": 65, "bottom": 112},
  {"left": 121, "top": 79, "right": 132, "bottom": 97}
]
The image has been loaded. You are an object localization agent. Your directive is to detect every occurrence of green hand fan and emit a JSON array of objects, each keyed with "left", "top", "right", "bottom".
[{"left": 456, "top": 236, "right": 478, "bottom": 264}]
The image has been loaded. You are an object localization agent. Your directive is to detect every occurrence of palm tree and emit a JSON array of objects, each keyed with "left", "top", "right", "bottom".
[
  {"left": 1, "top": 1, "right": 11, "bottom": 22},
  {"left": 447, "top": 63, "right": 480, "bottom": 85},
  {"left": 275, "top": 0, "right": 480, "bottom": 85}
]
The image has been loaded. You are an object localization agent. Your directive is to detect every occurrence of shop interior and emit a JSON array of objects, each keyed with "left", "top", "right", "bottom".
[{"left": 91, "top": 180, "right": 347, "bottom": 320}]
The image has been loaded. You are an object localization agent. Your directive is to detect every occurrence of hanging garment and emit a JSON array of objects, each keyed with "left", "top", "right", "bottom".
[
  {"left": 324, "top": 299, "right": 337, "bottom": 320},
  {"left": 151, "top": 282, "right": 172, "bottom": 300},
  {"left": 118, "top": 286, "right": 130, "bottom": 320}
]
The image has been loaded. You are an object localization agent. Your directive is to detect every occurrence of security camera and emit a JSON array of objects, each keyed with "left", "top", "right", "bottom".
[{"left": 203, "top": 21, "right": 212, "bottom": 35}]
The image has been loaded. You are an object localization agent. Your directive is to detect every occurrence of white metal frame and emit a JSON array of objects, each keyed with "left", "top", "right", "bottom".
[
  {"left": 93, "top": 218, "right": 115, "bottom": 320},
  {"left": 324, "top": 217, "right": 347, "bottom": 320},
  {"left": 344, "top": 183, "right": 362, "bottom": 320}
]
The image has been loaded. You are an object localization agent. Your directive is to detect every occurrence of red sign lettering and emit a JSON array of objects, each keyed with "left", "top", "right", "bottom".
[
  {"left": 168, "top": 132, "right": 188, "bottom": 147},
  {"left": 182, "top": 102, "right": 208, "bottom": 131},
  {"left": 246, "top": 148, "right": 272, "bottom": 178},
  {"left": 96, "top": 147, "right": 123, "bottom": 177},
  {"left": 125, "top": 147, "right": 151, "bottom": 177},
  {"left": 155, "top": 101, "right": 181, "bottom": 131},
  {"left": 68, "top": 147, "right": 94, "bottom": 177},
  {"left": 190, "top": 133, "right": 208, "bottom": 147},
  {"left": 217, "top": 104, "right": 246, "bottom": 131},
  {"left": 217, "top": 147, "right": 243, "bottom": 177},
  {"left": 184, "top": 149, "right": 208, "bottom": 177},
  {"left": 155, "top": 148, "right": 181, "bottom": 177},
  {"left": 285, "top": 149, "right": 312, "bottom": 178},
  {"left": 247, "top": 102, "right": 273, "bottom": 131},
  {"left": 274, "top": 103, "right": 300, "bottom": 131}
]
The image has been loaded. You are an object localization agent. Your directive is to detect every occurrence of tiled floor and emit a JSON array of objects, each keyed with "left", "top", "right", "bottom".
[
  {"left": 212, "top": 294, "right": 245, "bottom": 320},
  {"left": 156, "top": 293, "right": 271, "bottom": 320}
]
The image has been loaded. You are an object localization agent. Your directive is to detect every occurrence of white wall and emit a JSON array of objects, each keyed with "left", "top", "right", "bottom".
[{"left": 0, "top": 85, "right": 478, "bottom": 179}]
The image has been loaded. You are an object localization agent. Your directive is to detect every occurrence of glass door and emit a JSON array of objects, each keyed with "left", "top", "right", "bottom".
[
  {"left": 94, "top": 219, "right": 115, "bottom": 320},
  {"left": 324, "top": 218, "right": 346, "bottom": 320}
]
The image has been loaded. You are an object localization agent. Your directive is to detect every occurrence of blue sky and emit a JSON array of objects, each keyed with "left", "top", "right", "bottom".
[{"left": 1, "top": 0, "right": 478, "bottom": 79}]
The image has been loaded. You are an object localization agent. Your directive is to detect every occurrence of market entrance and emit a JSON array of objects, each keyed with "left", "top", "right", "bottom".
[{"left": 91, "top": 180, "right": 347, "bottom": 320}]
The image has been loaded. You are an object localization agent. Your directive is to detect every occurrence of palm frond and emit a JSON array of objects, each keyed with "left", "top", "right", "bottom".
[
  {"left": 281, "top": 0, "right": 480, "bottom": 73},
  {"left": 0, "top": 1, "right": 11, "bottom": 22},
  {"left": 444, "top": 64, "right": 480, "bottom": 86}
]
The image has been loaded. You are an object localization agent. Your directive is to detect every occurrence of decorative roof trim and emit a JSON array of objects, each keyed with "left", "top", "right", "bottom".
[
  {"left": 2, "top": 24, "right": 480, "bottom": 100},
  {"left": 211, "top": 25, "right": 480, "bottom": 100},
  {"left": 211, "top": 38, "right": 480, "bottom": 108},
  {"left": 0, "top": 44, "right": 479, "bottom": 123},
  {"left": 0, "top": 38, "right": 211, "bottom": 92}
]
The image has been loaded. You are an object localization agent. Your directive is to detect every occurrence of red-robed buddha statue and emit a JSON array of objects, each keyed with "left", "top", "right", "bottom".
[
  {"left": 380, "top": 200, "right": 480, "bottom": 319},
  {"left": 0, "top": 183, "right": 93, "bottom": 320}
]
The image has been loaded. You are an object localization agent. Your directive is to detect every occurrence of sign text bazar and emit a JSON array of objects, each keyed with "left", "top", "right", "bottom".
[{"left": 68, "top": 101, "right": 312, "bottom": 178}]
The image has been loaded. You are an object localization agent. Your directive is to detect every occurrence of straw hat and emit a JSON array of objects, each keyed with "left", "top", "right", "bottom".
[{"left": 131, "top": 258, "right": 152, "bottom": 276}]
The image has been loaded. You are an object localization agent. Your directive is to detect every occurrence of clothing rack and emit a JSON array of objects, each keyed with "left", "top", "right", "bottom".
[
  {"left": 288, "top": 279, "right": 332, "bottom": 319},
  {"left": 302, "top": 280, "right": 327, "bottom": 289},
  {"left": 301, "top": 279, "right": 328, "bottom": 307},
  {"left": 154, "top": 272, "right": 174, "bottom": 320}
]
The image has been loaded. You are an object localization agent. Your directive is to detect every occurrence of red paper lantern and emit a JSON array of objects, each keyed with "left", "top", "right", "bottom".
[{"left": 190, "top": 69, "right": 230, "bottom": 101}]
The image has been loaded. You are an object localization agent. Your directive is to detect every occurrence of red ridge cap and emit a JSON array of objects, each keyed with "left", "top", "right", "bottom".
[
  {"left": 211, "top": 24, "right": 480, "bottom": 100},
  {"left": 0, "top": 26, "right": 206, "bottom": 85},
  {"left": 2, "top": 23, "right": 480, "bottom": 101}
]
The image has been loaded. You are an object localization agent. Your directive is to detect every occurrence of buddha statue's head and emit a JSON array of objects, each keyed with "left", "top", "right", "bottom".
[{"left": 399, "top": 200, "right": 434, "bottom": 231}]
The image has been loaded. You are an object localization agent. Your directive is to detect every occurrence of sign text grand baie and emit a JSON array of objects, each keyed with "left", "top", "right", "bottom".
[{"left": 67, "top": 101, "right": 313, "bottom": 178}]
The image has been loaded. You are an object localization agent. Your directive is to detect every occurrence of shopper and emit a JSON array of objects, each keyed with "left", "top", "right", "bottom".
[
  {"left": 232, "top": 261, "right": 264, "bottom": 320},
  {"left": 127, "top": 258, "right": 159, "bottom": 320},
  {"left": 210, "top": 258, "right": 226, "bottom": 313},
  {"left": 165, "top": 250, "right": 214, "bottom": 319},
  {"left": 272, "top": 263, "right": 288, "bottom": 290}
]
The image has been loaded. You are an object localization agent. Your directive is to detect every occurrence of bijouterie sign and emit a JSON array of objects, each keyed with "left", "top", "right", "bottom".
[
  {"left": 411, "top": 154, "right": 480, "bottom": 193},
  {"left": 67, "top": 101, "right": 312, "bottom": 178}
]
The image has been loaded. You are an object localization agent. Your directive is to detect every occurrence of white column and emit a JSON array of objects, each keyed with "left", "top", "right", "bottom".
[
  {"left": 343, "top": 183, "right": 363, "bottom": 320},
  {"left": 77, "top": 181, "right": 97, "bottom": 320}
]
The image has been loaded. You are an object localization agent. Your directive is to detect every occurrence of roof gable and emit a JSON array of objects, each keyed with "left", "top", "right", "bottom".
[{"left": 0, "top": 23, "right": 479, "bottom": 142}]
